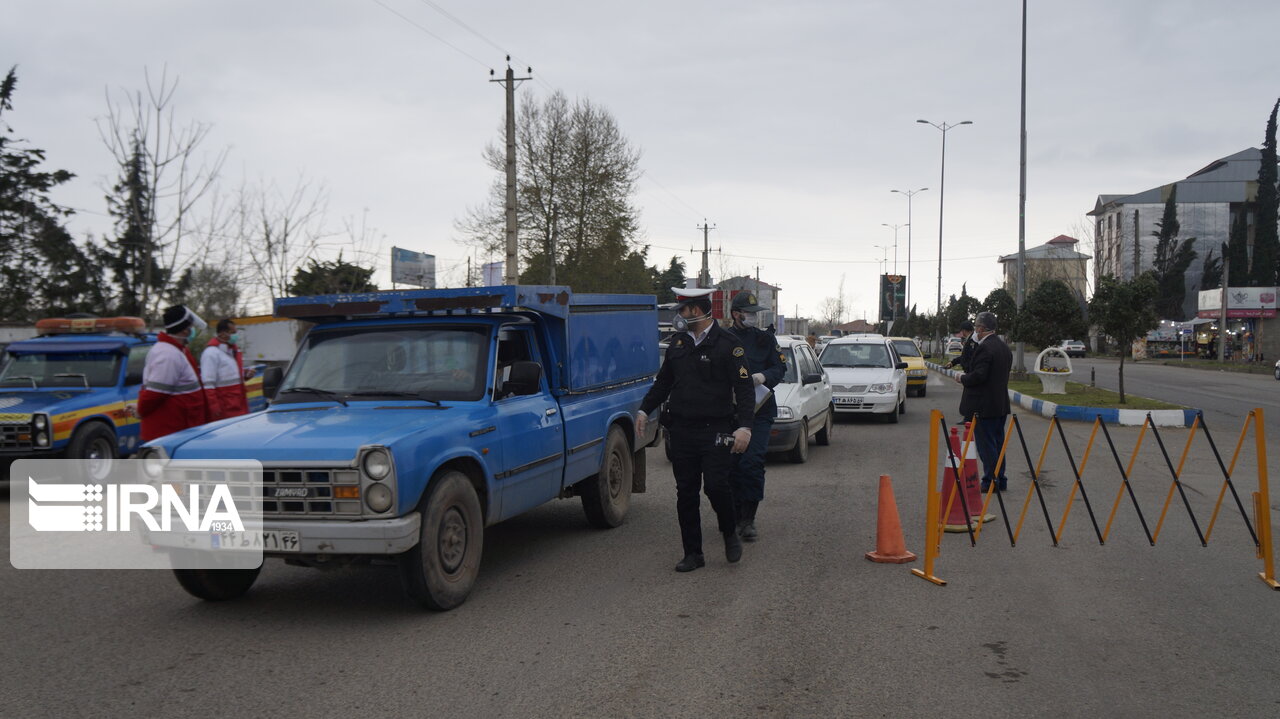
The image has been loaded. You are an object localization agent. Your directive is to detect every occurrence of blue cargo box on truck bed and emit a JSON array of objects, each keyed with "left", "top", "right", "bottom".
[{"left": 142, "top": 285, "right": 661, "bottom": 610}]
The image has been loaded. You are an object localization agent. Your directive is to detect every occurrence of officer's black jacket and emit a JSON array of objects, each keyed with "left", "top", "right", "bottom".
[
  {"left": 729, "top": 324, "right": 787, "bottom": 415},
  {"left": 640, "top": 321, "right": 754, "bottom": 428},
  {"left": 949, "top": 336, "right": 976, "bottom": 372}
]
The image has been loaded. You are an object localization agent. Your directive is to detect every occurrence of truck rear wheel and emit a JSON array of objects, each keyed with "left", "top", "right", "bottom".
[
  {"left": 399, "top": 471, "right": 484, "bottom": 610},
  {"left": 173, "top": 566, "right": 261, "bottom": 601},
  {"left": 579, "top": 426, "right": 632, "bottom": 528}
]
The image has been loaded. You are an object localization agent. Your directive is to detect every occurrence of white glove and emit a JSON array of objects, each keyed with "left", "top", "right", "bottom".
[
  {"left": 635, "top": 410, "right": 648, "bottom": 436},
  {"left": 731, "top": 427, "right": 751, "bottom": 453},
  {"left": 751, "top": 372, "right": 765, "bottom": 386}
]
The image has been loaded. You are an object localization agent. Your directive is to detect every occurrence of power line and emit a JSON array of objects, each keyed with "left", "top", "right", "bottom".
[
  {"left": 414, "top": 0, "right": 506, "bottom": 55},
  {"left": 369, "top": 0, "right": 493, "bottom": 71}
]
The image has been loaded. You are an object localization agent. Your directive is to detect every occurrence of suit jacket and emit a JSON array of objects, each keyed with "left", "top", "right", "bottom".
[{"left": 959, "top": 334, "right": 1012, "bottom": 419}]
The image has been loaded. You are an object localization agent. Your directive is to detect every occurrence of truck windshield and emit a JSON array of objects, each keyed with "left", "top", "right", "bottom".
[
  {"left": 278, "top": 325, "right": 489, "bottom": 402},
  {"left": 0, "top": 352, "right": 121, "bottom": 388}
]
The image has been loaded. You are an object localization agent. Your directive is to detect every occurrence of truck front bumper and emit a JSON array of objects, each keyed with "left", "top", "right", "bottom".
[{"left": 146, "top": 513, "right": 423, "bottom": 556}]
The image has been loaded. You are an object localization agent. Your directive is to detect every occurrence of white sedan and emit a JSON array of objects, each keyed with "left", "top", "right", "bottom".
[
  {"left": 766, "top": 337, "right": 834, "bottom": 463},
  {"left": 818, "top": 335, "right": 908, "bottom": 423}
]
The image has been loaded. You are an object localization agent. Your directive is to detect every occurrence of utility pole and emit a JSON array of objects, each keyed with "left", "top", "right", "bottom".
[
  {"left": 549, "top": 205, "right": 558, "bottom": 285},
  {"left": 466, "top": 256, "right": 472, "bottom": 287},
  {"left": 1014, "top": 0, "right": 1029, "bottom": 373},
  {"left": 1131, "top": 209, "right": 1140, "bottom": 279},
  {"left": 695, "top": 220, "right": 717, "bottom": 288},
  {"left": 1220, "top": 243, "right": 1229, "bottom": 362},
  {"left": 490, "top": 57, "right": 532, "bottom": 285}
]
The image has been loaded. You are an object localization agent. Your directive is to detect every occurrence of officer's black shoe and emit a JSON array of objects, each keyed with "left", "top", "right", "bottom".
[
  {"left": 739, "top": 520, "right": 758, "bottom": 542},
  {"left": 724, "top": 531, "right": 743, "bottom": 563},
  {"left": 675, "top": 553, "right": 705, "bottom": 572}
]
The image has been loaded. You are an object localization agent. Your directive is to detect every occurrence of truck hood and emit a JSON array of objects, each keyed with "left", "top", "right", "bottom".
[
  {"left": 0, "top": 389, "right": 103, "bottom": 417},
  {"left": 158, "top": 403, "right": 457, "bottom": 463}
]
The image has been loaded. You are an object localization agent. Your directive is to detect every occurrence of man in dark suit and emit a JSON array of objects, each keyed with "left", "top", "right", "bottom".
[{"left": 954, "top": 311, "right": 1012, "bottom": 492}]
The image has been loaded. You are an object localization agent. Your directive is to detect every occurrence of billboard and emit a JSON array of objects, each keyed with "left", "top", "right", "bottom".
[
  {"left": 879, "top": 274, "right": 906, "bottom": 325},
  {"left": 391, "top": 247, "right": 436, "bottom": 288}
]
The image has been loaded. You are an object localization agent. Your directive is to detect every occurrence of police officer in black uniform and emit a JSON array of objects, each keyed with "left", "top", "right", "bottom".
[
  {"left": 726, "top": 291, "right": 787, "bottom": 542},
  {"left": 637, "top": 288, "right": 755, "bottom": 572},
  {"left": 948, "top": 320, "right": 976, "bottom": 372}
]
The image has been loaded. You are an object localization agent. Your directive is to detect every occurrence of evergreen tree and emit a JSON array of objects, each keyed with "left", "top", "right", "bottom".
[
  {"left": 1150, "top": 184, "right": 1197, "bottom": 319},
  {"left": 1254, "top": 98, "right": 1279, "bottom": 287},
  {"left": 1200, "top": 244, "right": 1223, "bottom": 292},
  {"left": 944, "top": 285, "right": 981, "bottom": 333},
  {"left": 980, "top": 287, "right": 1018, "bottom": 331},
  {"left": 287, "top": 253, "right": 378, "bottom": 296},
  {"left": 100, "top": 135, "right": 166, "bottom": 315},
  {"left": 1089, "top": 273, "right": 1159, "bottom": 403},
  {"left": 1226, "top": 209, "right": 1250, "bottom": 286},
  {"left": 1016, "top": 280, "right": 1088, "bottom": 348},
  {"left": 653, "top": 256, "right": 686, "bottom": 302},
  {"left": 0, "top": 66, "right": 100, "bottom": 321}
]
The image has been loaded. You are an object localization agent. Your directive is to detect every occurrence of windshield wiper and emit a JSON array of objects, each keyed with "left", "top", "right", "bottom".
[
  {"left": 346, "top": 390, "right": 441, "bottom": 406},
  {"left": 277, "top": 386, "right": 348, "bottom": 406},
  {"left": 821, "top": 363, "right": 850, "bottom": 368},
  {"left": 1, "top": 375, "right": 38, "bottom": 389},
  {"left": 54, "top": 373, "right": 90, "bottom": 389}
]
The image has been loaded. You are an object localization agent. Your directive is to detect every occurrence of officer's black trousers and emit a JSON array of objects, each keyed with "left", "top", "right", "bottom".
[{"left": 668, "top": 419, "right": 738, "bottom": 556}]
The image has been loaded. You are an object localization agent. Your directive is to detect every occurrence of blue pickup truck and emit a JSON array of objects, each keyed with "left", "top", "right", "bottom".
[{"left": 142, "top": 286, "right": 661, "bottom": 610}]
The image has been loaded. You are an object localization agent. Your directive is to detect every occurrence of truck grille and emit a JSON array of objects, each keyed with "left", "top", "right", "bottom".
[
  {"left": 261, "top": 468, "right": 362, "bottom": 517},
  {"left": 1, "top": 422, "right": 34, "bottom": 450}
]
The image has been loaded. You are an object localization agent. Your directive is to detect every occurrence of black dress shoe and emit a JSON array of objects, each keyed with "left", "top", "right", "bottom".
[
  {"left": 675, "top": 554, "right": 705, "bottom": 572},
  {"left": 724, "top": 531, "right": 743, "bottom": 563},
  {"left": 739, "top": 520, "right": 758, "bottom": 542}
]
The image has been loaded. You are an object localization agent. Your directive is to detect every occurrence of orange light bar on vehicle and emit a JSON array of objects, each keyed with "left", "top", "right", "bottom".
[
  {"left": 36, "top": 316, "right": 147, "bottom": 336},
  {"left": 333, "top": 486, "right": 360, "bottom": 499}
]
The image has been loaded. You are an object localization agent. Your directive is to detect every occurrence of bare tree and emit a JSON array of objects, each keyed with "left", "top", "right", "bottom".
[
  {"left": 229, "top": 176, "right": 330, "bottom": 306},
  {"left": 818, "top": 274, "right": 848, "bottom": 330},
  {"left": 96, "top": 66, "right": 226, "bottom": 319}
]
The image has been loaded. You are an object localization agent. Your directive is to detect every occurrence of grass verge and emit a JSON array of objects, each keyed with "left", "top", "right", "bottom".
[{"left": 1007, "top": 378, "right": 1184, "bottom": 410}]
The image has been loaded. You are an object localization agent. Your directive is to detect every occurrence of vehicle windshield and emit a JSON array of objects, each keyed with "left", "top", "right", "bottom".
[
  {"left": 891, "top": 340, "right": 920, "bottom": 358},
  {"left": 820, "top": 343, "right": 891, "bottom": 369},
  {"left": 0, "top": 352, "right": 121, "bottom": 388},
  {"left": 278, "top": 325, "right": 489, "bottom": 402}
]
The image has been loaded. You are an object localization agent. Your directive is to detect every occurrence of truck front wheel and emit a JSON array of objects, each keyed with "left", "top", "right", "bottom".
[
  {"left": 579, "top": 426, "right": 632, "bottom": 528},
  {"left": 399, "top": 471, "right": 484, "bottom": 611},
  {"left": 173, "top": 566, "right": 261, "bottom": 601}
]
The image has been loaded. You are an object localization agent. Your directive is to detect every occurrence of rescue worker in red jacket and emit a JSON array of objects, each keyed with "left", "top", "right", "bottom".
[
  {"left": 200, "top": 318, "right": 254, "bottom": 420},
  {"left": 137, "top": 305, "right": 211, "bottom": 442}
]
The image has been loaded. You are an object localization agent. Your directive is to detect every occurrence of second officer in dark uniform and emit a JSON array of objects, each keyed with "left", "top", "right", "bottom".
[
  {"left": 726, "top": 291, "right": 787, "bottom": 542},
  {"left": 637, "top": 287, "right": 755, "bottom": 572}
]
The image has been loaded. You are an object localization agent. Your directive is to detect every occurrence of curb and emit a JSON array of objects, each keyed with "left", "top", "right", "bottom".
[{"left": 925, "top": 362, "right": 1197, "bottom": 428}]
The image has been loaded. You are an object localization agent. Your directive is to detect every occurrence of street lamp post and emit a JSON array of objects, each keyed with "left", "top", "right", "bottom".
[
  {"left": 917, "top": 119, "right": 972, "bottom": 348},
  {"left": 881, "top": 223, "right": 909, "bottom": 274},
  {"left": 890, "top": 187, "right": 928, "bottom": 315}
]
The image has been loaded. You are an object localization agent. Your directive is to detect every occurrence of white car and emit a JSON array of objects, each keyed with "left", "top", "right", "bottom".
[
  {"left": 818, "top": 334, "right": 908, "bottom": 423},
  {"left": 1059, "top": 339, "right": 1086, "bottom": 358},
  {"left": 767, "top": 337, "right": 834, "bottom": 463}
]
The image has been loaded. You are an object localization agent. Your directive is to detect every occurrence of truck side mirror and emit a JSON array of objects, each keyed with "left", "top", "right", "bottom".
[
  {"left": 262, "top": 366, "right": 284, "bottom": 400},
  {"left": 502, "top": 361, "right": 542, "bottom": 397}
]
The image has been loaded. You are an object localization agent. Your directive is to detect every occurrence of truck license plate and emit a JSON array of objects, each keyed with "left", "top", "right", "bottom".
[{"left": 211, "top": 530, "right": 300, "bottom": 553}]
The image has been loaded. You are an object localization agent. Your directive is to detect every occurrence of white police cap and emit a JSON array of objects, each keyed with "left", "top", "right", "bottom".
[{"left": 672, "top": 287, "right": 715, "bottom": 309}]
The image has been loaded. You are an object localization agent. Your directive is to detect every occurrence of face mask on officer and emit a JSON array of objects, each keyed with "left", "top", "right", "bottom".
[
  {"left": 735, "top": 311, "right": 758, "bottom": 329},
  {"left": 673, "top": 306, "right": 710, "bottom": 333}
]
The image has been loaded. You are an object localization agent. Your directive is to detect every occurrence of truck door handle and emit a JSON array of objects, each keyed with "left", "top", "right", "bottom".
[{"left": 545, "top": 408, "right": 558, "bottom": 416}]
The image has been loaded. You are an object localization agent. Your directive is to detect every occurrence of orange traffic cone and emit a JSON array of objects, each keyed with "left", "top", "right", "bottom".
[{"left": 865, "top": 474, "right": 917, "bottom": 564}]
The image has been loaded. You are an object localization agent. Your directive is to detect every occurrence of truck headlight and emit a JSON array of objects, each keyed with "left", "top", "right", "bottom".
[
  {"left": 776, "top": 406, "right": 794, "bottom": 420},
  {"left": 138, "top": 446, "right": 169, "bottom": 478},
  {"left": 33, "top": 414, "right": 48, "bottom": 430},
  {"left": 365, "top": 483, "right": 393, "bottom": 513},
  {"left": 868, "top": 383, "right": 895, "bottom": 394},
  {"left": 35, "top": 432, "right": 49, "bottom": 447},
  {"left": 361, "top": 448, "right": 392, "bottom": 480}
]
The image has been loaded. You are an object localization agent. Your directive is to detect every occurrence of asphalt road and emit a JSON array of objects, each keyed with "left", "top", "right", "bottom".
[
  {"left": 1017, "top": 352, "right": 1280, "bottom": 430},
  {"left": 2, "top": 374, "right": 1278, "bottom": 717}
]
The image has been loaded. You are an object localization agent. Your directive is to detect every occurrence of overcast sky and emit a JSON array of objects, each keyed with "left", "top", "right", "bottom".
[{"left": 7, "top": 0, "right": 1280, "bottom": 321}]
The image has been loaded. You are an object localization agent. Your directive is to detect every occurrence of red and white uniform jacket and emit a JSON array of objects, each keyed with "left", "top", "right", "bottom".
[
  {"left": 200, "top": 338, "right": 250, "bottom": 420},
  {"left": 138, "top": 333, "right": 210, "bottom": 441}
]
